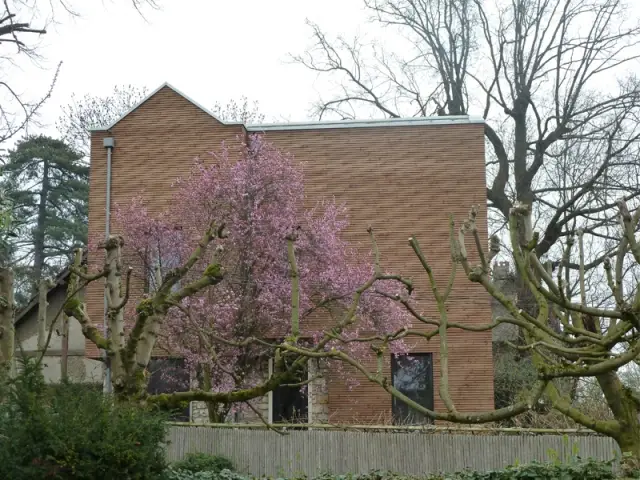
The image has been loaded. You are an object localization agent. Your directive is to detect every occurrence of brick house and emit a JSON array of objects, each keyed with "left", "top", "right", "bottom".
[{"left": 86, "top": 83, "right": 493, "bottom": 424}]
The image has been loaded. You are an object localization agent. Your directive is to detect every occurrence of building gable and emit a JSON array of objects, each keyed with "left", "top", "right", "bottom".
[{"left": 91, "top": 83, "right": 237, "bottom": 132}]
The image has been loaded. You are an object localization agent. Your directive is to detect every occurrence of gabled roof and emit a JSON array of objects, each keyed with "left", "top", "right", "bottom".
[
  {"left": 90, "top": 82, "right": 240, "bottom": 132},
  {"left": 15, "top": 250, "right": 88, "bottom": 326},
  {"left": 90, "top": 82, "right": 484, "bottom": 133}
]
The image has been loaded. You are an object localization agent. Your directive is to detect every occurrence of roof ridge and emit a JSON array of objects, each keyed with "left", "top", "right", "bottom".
[{"left": 90, "top": 82, "right": 485, "bottom": 132}]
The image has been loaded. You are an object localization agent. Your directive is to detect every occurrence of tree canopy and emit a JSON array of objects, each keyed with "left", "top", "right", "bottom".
[{"left": 2, "top": 135, "right": 88, "bottom": 301}]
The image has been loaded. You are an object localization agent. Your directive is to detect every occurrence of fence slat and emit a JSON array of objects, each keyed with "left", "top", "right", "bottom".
[{"left": 165, "top": 426, "right": 620, "bottom": 477}]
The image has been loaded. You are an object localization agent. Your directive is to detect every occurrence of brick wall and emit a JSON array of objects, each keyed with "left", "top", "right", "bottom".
[{"left": 87, "top": 86, "right": 493, "bottom": 423}]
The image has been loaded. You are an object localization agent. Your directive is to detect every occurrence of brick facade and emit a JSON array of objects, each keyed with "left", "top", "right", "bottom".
[{"left": 87, "top": 84, "right": 494, "bottom": 423}]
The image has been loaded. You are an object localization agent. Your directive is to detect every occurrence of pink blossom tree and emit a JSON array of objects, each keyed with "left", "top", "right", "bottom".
[{"left": 104, "top": 134, "right": 410, "bottom": 417}]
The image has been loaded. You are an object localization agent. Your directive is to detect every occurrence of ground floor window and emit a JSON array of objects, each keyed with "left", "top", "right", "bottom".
[
  {"left": 391, "top": 353, "right": 434, "bottom": 425},
  {"left": 147, "top": 357, "right": 190, "bottom": 421},
  {"left": 269, "top": 357, "right": 309, "bottom": 424}
]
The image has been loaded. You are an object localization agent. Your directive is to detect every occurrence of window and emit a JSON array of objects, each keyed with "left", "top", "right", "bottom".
[
  {"left": 269, "top": 358, "right": 309, "bottom": 424},
  {"left": 147, "top": 357, "right": 190, "bottom": 421},
  {"left": 391, "top": 353, "right": 434, "bottom": 425}
]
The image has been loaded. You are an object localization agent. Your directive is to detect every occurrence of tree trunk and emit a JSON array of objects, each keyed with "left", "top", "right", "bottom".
[
  {"left": 32, "top": 160, "right": 50, "bottom": 291},
  {"left": 37, "top": 279, "right": 48, "bottom": 352},
  {"left": 0, "top": 268, "right": 14, "bottom": 377},
  {"left": 60, "top": 312, "right": 68, "bottom": 382},
  {"left": 598, "top": 372, "right": 640, "bottom": 476},
  {"left": 617, "top": 433, "right": 640, "bottom": 478},
  {"left": 201, "top": 363, "right": 223, "bottom": 423},
  {"left": 112, "top": 370, "right": 147, "bottom": 401},
  {"left": 207, "top": 402, "right": 225, "bottom": 423},
  {"left": 61, "top": 249, "right": 81, "bottom": 383}
]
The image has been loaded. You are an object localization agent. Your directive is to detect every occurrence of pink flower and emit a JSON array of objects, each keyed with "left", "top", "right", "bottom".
[{"left": 114, "top": 135, "right": 410, "bottom": 393}]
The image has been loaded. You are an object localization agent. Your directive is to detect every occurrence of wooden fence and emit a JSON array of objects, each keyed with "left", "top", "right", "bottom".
[{"left": 165, "top": 425, "right": 621, "bottom": 476}]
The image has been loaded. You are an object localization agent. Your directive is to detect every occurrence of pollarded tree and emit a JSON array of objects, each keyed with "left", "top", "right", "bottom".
[
  {"left": 297, "top": 0, "right": 640, "bottom": 421},
  {"left": 62, "top": 135, "right": 409, "bottom": 415},
  {"left": 114, "top": 134, "right": 408, "bottom": 421},
  {"left": 291, "top": 201, "right": 640, "bottom": 474}
]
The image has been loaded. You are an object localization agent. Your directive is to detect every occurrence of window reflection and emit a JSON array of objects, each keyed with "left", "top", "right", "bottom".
[{"left": 391, "top": 353, "right": 434, "bottom": 425}]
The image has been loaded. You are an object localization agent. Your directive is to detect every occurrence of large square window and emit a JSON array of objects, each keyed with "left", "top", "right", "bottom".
[
  {"left": 391, "top": 353, "right": 434, "bottom": 425},
  {"left": 147, "top": 357, "right": 190, "bottom": 421}
]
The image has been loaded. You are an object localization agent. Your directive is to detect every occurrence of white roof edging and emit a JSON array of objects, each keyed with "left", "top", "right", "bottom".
[
  {"left": 246, "top": 115, "right": 484, "bottom": 131},
  {"left": 89, "top": 81, "right": 485, "bottom": 132}
]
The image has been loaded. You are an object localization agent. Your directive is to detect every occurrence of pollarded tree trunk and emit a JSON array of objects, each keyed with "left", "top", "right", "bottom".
[
  {"left": 597, "top": 371, "right": 640, "bottom": 475},
  {"left": 614, "top": 416, "right": 640, "bottom": 477},
  {"left": 63, "top": 231, "right": 227, "bottom": 404},
  {"left": 201, "top": 364, "right": 225, "bottom": 423}
]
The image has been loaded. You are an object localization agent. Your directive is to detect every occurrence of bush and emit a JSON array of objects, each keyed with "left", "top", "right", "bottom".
[
  {"left": 448, "top": 458, "right": 616, "bottom": 479},
  {"left": 312, "top": 460, "right": 616, "bottom": 480},
  {"left": 0, "top": 357, "right": 168, "bottom": 480},
  {"left": 162, "top": 468, "right": 245, "bottom": 480},
  {"left": 171, "top": 452, "right": 234, "bottom": 473},
  {"left": 161, "top": 458, "right": 619, "bottom": 480}
]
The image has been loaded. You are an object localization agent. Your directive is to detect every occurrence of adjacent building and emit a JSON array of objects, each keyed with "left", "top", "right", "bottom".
[{"left": 14, "top": 264, "right": 102, "bottom": 384}]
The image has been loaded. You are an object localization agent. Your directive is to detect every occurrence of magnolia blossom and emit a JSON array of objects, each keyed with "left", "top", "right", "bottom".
[{"left": 115, "top": 135, "right": 410, "bottom": 402}]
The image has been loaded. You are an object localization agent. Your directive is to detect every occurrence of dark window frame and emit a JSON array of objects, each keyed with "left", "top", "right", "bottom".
[
  {"left": 391, "top": 352, "right": 434, "bottom": 425},
  {"left": 147, "top": 357, "right": 190, "bottom": 422},
  {"left": 269, "top": 357, "right": 309, "bottom": 425}
]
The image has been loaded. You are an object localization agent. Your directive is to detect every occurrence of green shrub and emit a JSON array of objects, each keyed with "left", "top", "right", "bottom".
[
  {"left": 309, "top": 461, "right": 617, "bottom": 480},
  {"left": 0, "top": 357, "right": 168, "bottom": 480},
  {"left": 171, "top": 453, "right": 234, "bottom": 473},
  {"left": 162, "top": 468, "right": 246, "bottom": 480},
  {"left": 450, "top": 458, "right": 616, "bottom": 479},
  {"left": 161, "top": 458, "right": 618, "bottom": 480}
]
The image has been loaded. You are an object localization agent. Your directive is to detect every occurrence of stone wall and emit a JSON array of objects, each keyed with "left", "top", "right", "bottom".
[
  {"left": 190, "top": 395, "right": 270, "bottom": 424},
  {"left": 309, "top": 359, "right": 329, "bottom": 424}
]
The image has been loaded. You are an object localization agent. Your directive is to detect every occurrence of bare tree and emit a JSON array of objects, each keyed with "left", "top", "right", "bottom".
[
  {"left": 57, "top": 92, "right": 266, "bottom": 159},
  {"left": 0, "top": 1, "right": 54, "bottom": 147},
  {"left": 296, "top": 0, "right": 640, "bottom": 270},
  {"left": 212, "top": 96, "right": 265, "bottom": 124},
  {"left": 282, "top": 201, "right": 640, "bottom": 474},
  {"left": 0, "top": 1, "right": 158, "bottom": 151},
  {"left": 57, "top": 85, "right": 150, "bottom": 156}
]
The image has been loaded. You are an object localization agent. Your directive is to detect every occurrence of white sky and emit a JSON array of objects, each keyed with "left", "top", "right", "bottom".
[
  {"left": 18, "top": 0, "right": 640, "bottom": 138},
  {"left": 19, "top": 0, "right": 372, "bottom": 136}
]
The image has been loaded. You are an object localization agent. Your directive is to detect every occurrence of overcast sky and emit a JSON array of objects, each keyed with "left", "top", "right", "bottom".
[
  {"left": 14, "top": 0, "right": 640, "bottom": 139},
  {"left": 18, "top": 0, "right": 372, "bottom": 136}
]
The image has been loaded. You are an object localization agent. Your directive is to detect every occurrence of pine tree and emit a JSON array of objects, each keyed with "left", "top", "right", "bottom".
[
  {"left": 0, "top": 189, "right": 16, "bottom": 268},
  {"left": 2, "top": 136, "right": 88, "bottom": 300}
]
